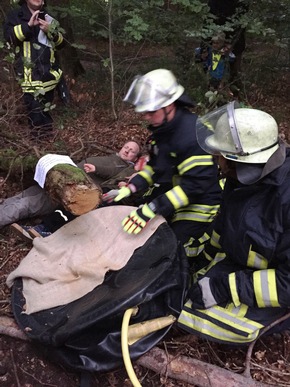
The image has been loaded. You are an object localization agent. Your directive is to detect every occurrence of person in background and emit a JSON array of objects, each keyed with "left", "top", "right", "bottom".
[
  {"left": 3, "top": 0, "right": 65, "bottom": 139},
  {"left": 1, "top": 141, "right": 141, "bottom": 238},
  {"left": 196, "top": 32, "right": 235, "bottom": 90},
  {"left": 104, "top": 69, "right": 222, "bottom": 262},
  {"left": 204, "top": 32, "right": 235, "bottom": 90},
  {"left": 178, "top": 102, "right": 290, "bottom": 344},
  {"left": 207, "top": 0, "right": 250, "bottom": 80}
]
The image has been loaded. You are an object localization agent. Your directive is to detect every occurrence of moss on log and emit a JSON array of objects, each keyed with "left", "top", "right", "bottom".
[{"left": 0, "top": 149, "right": 38, "bottom": 173}]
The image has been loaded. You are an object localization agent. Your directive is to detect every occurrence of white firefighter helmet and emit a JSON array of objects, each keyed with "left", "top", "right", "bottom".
[
  {"left": 124, "top": 69, "right": 185, "bottom": 112},
  {"left": 197, "top": 102, "right": 279, "bottom": 163}
]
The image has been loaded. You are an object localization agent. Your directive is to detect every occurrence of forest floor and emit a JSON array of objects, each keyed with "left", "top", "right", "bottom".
[{"left": 0, "top": 40, "right": 290, "bottom": 386}]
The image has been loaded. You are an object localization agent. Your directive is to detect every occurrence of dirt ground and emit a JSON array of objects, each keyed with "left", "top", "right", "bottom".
[{"left": 1, "top": 42, "right": 290, "bottom": 386}]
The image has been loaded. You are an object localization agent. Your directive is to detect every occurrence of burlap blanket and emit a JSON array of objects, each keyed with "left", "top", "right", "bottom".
[{"left": 6, "top": 206, "right": 166, "bottom": 314}]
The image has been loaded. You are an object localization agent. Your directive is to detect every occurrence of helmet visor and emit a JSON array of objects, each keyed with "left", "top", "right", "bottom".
[
  {"left": 124, "top": 75, "right": 183, "bottom": 112},
  {"left": 196, "top": 101, "right": 241, "bottom": 156}
]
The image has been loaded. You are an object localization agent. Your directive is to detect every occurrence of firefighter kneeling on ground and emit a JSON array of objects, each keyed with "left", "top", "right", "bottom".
[
  {"left": 178, "top": 101, "right": 290, "bottom": 344},
  {"left": 103, "top": 68, "right": 222, "bottom": 260}
]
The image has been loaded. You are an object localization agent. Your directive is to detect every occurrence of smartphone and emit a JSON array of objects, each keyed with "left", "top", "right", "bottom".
[{"left": 38, "top": 11, "right": 46, "bottom": 20}]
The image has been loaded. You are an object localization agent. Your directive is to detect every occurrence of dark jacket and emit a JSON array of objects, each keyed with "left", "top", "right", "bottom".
[
  {"left": 3, "top": 3, "right": 63, "bottom": 93},
  {"left": 130, "top": 107, "right": 222, "bottom": 219},
  {"left": 203, "top": 146, "right": 290, "bottom": 309},
  {"left": 77, "top": 153, "right": 135, "bottom": 189}
]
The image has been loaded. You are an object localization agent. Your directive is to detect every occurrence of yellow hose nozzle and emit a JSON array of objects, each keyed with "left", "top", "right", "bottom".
[{"left": 127, "top": 314, "right": 176, "bottom": 345}]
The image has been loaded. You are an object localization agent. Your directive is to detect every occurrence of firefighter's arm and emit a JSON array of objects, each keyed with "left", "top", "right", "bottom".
[
  {"left": 103, "top": 164, "right": 155, "bottom": 203},
  {"left": 189, "top": 267, "right": 287, "bottom": 310},
  {"left": 102, "top": 184, "right": 136, "bottom": 203},
  {"left": 4, "top": 16, "right": 34, "bottom": 45}
]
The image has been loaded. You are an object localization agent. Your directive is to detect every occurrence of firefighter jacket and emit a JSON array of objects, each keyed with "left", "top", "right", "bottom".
[
  {"left": 3, "top": 3, "right": 64, "bottom": 94},
  {"left": 178, "top": 145, "right": 290, "bottom": 343},
  {"left": 130, "top": 107, "right": 222, "bottom": 222}
]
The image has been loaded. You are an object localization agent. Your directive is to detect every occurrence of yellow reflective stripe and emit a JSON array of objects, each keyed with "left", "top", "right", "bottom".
[
  {"left": 165, "top": 186, "right": 189, "bottom": 210},
  {"left": 212, "top": 53, "right": 222, "bottom": 70},
  {"left": 185, "top": 243, "right": 205, "bottom": 257},
  {"left": 138, "top": 165, "right": 154, "bottom": 186},
  {"left": 178, "top": 155, "right": 214, "bottom": 175},
  {"left": 210, "top": 229, "right": 221, "bottom": 248},
  {"left": 184, "top": 233, "right": 210, "bottom": 258},
  {"left": 194, "top": 251, "right": 226, "bottom": 279},
  {"left": 177, "top": 203, "right": 219, "bottom": 214},
  {"left": 23, "top": 41, "right": 32, "bottom": 84},
  {"left": 226, "top": 303, "right": 248, "bottom": 317},
  {"left": 22, "top": 79, "right": 59, "bottom": 87},
  {"left": 253, "top": 269, "right": 280, "bottom": 307},
  {"left": 183, "top": 232, "right": 210, "bottom": 247},
  {"left": 229, "top": 273, "right": 240, "bottom": 307},
  {"left": 55, "top": 33, "right": 63, "bottom": 46},
  {"left": 50, "top": 68, "right": 62, "bottom": 79},
  {"left": 50, "top": 48, "right": 55, "bottom": 64},
  {"left": 22, "top": 83, "right": 58, "bottom": 93},
  {"left": 21, "top": 78, "right": 60, "bottom": 93},
  {"left": 204, "top": 305, "right": 263, "bottom": 331},
  {"left": 178, "top": 302, "right": 263, "bottom": 343},
  {"left": 219, "top": 178, "right": 226, "bottom": 189},
  {"left": 171, "top": 204, "right": 219, "bottom": 223},
  {"left": 14, "top": 24, "right": 25, "bottom": 41},
  {"left": 247, "top": 246, "right": 268, "bottom": 269}
]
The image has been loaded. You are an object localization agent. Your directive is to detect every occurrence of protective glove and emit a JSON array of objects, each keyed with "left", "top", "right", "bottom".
[
  {"left": 122, "top": 203, "right": 156, "bottom": 235},
  {"left": 187, "top": 277, "right": 230, "bottom": 309},
  {"left": 102, "top": 186, "right": 133, "bottom": 203},
  {"left": 102, "top": 189, "right": 120, "bottom": 203}
]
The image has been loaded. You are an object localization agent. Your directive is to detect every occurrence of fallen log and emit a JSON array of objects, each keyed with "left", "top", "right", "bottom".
[
  {"left": 136, "top": 346, "right": 267, "bottom": 387},
  {"left": 44, "top": 164, "right": 102, "bottom": 215},
  {"left": 0, "top": 317, "right": 267, "bottom": 387}
]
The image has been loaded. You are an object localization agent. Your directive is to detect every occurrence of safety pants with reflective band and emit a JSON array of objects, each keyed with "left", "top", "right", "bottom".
[{"left": 178, "top": 300, "right": 289, "bottom": 344}]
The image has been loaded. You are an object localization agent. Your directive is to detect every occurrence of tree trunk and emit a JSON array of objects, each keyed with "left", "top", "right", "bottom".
[{"left": 45, "top": 164, "right": 102, "bottom": 215}]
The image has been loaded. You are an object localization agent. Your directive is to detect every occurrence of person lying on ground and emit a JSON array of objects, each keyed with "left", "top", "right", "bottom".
[
  {"left": 0, "top": 141, "right": 141, "bottom": 234},
  {"left": 10, "top": 147, "right": 150, "bottom": 241}
]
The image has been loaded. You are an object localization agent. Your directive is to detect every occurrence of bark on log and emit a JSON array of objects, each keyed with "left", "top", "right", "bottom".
[
  {"left": 44, "top": 164, "right": 102, "bottom": 215},
  {"left": 136, "top": 347, "right": 267, "bottom": 387}
]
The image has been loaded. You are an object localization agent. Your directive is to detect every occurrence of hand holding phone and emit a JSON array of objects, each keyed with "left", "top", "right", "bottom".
[{"left": 38, "top": 11, "right": 46, "bottom": 21}]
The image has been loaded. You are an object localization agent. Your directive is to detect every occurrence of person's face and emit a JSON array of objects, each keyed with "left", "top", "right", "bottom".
[
  {"left": 142, "top": 104, "right": 175, "bottom": 127},
  {"left": 118, "top": 142, "right": 140, "bottom": 162},
  {"left": 212, "top": 39, "right": 224, "bottom": 51},
  {"left": 217, "top": 155, "right": 237, "bottom": 179},
  {"left": 26, "top": 0, "right": 43, "bottom": 11}
]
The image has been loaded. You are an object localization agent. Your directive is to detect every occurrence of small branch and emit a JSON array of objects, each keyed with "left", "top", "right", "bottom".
[
  {"left": 243, "top": 311, "right": 290, "bottom": 377},
  {"left": 32, "top": 146, "right": 42, "bottom": 159},
  {"left": 70, "top": 137, "right": 85, "bottom": 159},
  {"left": 10, "top": 349, "right": 21, "bottom": 387}
]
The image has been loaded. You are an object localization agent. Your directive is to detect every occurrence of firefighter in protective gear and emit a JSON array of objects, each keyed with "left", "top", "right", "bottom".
[
  {"left": 104, "top": 69, "right": 222, "bottom": 258},
  {"left": 178, "top": 102, "right": 290, "bottom": 344},
  {"left": 3, "top": 0, "right": 64, "bottom": 138}
]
